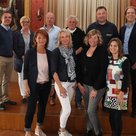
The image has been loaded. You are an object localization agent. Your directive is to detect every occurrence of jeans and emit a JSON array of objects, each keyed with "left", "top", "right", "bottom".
[
  {"left": 24, "top": 82, "right": 51, "bottom": 131},
  {"left": 83, "top": 84, "right": 106, "bottom": 135},
  {"left": 55, "top": 81, "right": 75, "bottom": 128},
  {"left": 75, "top": 87, "right": 82, "bottom": 105}
]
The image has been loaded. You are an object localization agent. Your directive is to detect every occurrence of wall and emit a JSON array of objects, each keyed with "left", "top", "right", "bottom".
[
  {"left": 130, "top": 0, "right": 136, "bottom": 6},
  {"left": 30, "top": 0, "right": 44, "bottom": 32}
]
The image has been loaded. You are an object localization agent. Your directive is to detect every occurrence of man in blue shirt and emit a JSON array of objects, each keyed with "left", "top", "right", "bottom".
[
  {"left": 41, "top": 12, "right": 60, "bottom": 105},
  {"left": 120, "top": 6, "right": 136, "bottom": 118}
]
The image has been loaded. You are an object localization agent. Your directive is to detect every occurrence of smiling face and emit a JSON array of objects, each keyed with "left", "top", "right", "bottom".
[
  {"left": 20, "top": 18, "right": 30, "bottom": 29},
  {"left": 109, "top": 41, "right": 119, "bottom": 56},
  {"left": 1, "top": 12, "right": 12, "bottom": 26},
  {"left": 45, "top": 12, "right": 55, "bottom": 27},
  {"left": 67, "top": 18, "right": 77, "bottom": 30},
  {"left": 88, "top": 34, "right": 99, "bottom": 47},
  {"left": 125, "top": 7, "right": 136, "bottom": 24},
  {"left": 96, "top": 8, "right": 107, "bottom": 24},
  {"left": 35, "top": 33, "right": 47, "bottom": 48},
  {"left": 60, "top": 32, "right": 70, "bottom": 47}
]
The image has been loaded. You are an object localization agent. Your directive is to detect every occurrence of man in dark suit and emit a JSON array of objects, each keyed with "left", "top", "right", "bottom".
[{"left": 120, "top": 6, "right": 136, "bottom": 118}]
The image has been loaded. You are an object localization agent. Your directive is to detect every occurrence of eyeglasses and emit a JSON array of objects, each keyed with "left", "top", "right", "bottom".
[{"left": 21, "top": 21, "right": 30, "bottom": 23}]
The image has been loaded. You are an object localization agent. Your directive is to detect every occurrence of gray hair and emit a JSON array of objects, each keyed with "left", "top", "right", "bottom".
[{"left": 66, "top": 15, "right": 79, "bottom": 23}]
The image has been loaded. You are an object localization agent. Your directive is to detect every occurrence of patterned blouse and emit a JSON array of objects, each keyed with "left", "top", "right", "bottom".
[{"left": 104, "top": 56, "right": 130, "bottom": 110}]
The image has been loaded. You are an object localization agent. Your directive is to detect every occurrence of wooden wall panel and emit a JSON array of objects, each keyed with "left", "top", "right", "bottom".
[{"left": 30, "top": 0, "right": 44, "bottom": 32}]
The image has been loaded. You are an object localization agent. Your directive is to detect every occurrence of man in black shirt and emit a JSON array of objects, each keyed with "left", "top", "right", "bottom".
[
  {"left": 86, "top": 6, "right": 119, "bottom": 112},
  {"left": 86, "top": 6, "right": 118, "bottom": 48},
  {"left": 66, "top": 15, "right": 85, "bottom": 110}
]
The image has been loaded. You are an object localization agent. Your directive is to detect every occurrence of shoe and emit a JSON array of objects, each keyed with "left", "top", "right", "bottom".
[
  {"left": 22, "top": 98, "right": 27, "bottom": 104},
  {"left": 58, "top": 130, "right": 72, "bottom": 136},
  {"left": 50, "top": 98, "right": 55, "bottom": 105},
  {"left": 35, "top": 128, "right": 47, "bottom": 136},
  {"left": 0, "top": 103, "right": 6, "bottom": 110},
  {"left": 25, "top": 131, "right": 31, "bottom": 136},
  {"left": 76, "top": 103, "right": 83, "bottom": 110},
  {"left": 86, "top": 129, "right": 94, "bottom": 136},
  {"left": 4, "top": 100, "right": 17, "bottom": 105}
]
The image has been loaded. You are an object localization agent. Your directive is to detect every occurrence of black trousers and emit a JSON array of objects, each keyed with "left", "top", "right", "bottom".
[
  {"left": 109, "top": 109, "right": 122, "bottom": 136},
  {"left": 25, "top": 82, "right": 51, "bottom": 130},
  {"left": 131, "top": 68, "right": 136, "bottom": 112}
]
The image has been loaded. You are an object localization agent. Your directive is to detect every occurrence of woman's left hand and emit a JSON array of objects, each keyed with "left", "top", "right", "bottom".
[
  {"left": 117, "top": 91, "right": 124, "bottom": 103},
  {"left": 72, "top": 82, "right": 77, "bottom": 90},
  {"left": 90, "top": 89, "right": 97, "bottom": 99}
]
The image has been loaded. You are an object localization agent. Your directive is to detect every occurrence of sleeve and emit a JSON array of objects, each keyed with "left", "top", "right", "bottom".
[
  {"left": 113, "top": 24, "right": 119, "bottom": 38},
  {"left": 23, "top": 50, "right": 31, "bottom": 80},
  {"left": 76, "top": 50, "right": 84, "bottom": 84},
  {"left": 121, "top": 59, "right": 130, "bottom": 92},
  {"left": 93, "top": 47, "right": 109, "bottom": 90},
  {"left": 13, "top": 32, "right": 20, "bottom": 58},
  {"left": 51, "top": 48, "right": 60, "bottom": 77}
]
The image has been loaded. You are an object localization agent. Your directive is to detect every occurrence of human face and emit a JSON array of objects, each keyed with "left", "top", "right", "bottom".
[
  {"left": 60, "top": 32, "right": 70, "bottom": 47},
  {"left": 1, "top": 13, "right": 12, "bottom": 26},
  {"left": 88, "top": 34, "right": 99, "bottom": 47},
  {"left": 20, "top": 19, "right": 30, "bottom": 29},
  {"left": 35, "top": 33, "right": 47, "bottom": 48},
  {"left": 96, "top": 8, "right": 107, "bottom": 24},
  {"left": 67, "top": 18, "right": 77, "bottom": 30},
  {"left": 125, "top": 8, "right": 136, "bottom": 24},
  {"left": 109, "top": 41, "right": 119, "bottom": 56},
  {"left": 45, "top": 12, "right": 55, "bottom": 27}
]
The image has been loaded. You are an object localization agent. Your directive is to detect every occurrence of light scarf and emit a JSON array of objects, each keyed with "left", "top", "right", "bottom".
[{"left": 59, "top": 46, "right": 76, "bottom": 80}]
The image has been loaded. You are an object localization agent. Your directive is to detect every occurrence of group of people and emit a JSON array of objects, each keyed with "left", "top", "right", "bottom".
[{"left": 0, "top": 5, "right": 136, "bottom": 136}]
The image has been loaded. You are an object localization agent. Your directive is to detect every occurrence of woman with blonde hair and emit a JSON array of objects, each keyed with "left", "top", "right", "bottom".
[
  {"left": 13, "top": 16, "right": 34, "bottom": 103},
  {"left": 51, "top": 29, "right": 76, "bottom": 136},
  {"left": 78, "top": 29, "right": 108, "bottom": 136}
]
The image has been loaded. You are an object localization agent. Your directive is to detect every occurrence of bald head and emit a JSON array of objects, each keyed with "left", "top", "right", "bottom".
[{"left": 45, "top": 12, "right": 55, "bottom": 27}]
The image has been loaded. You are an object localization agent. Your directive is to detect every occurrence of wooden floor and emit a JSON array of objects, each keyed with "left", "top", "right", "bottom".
[{"left": 0, "top": 82, "right": 136, "bottom": 136}]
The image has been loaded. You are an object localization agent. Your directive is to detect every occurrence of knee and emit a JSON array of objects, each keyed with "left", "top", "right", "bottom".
[{"left": 62, "top": 107, "right": 71, "bottom": 117}]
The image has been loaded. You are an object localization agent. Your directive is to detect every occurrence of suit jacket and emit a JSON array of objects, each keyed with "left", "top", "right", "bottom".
[
  {"left": 24, "top": 48, "right": 52, "bottom": 92},
  {"left": 120, "top": 22, "right": 136, "bottom": 65},
  {"left": 13, "top": 30, "right": 34, "bottom": 72}
]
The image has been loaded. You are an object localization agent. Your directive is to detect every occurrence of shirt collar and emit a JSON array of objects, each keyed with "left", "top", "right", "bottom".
[
  {"left": 44, "top": 25, "right": 55, "bottom": 32},
  {"left": 21, "top": 29, "right": 31, "bottom": 34},
  {"left": 1, "top": 24, "right": 10, "bottom": 31},
  {"left": 67, "top": 28, "right": 77, "bottom": 33},
  {"left": 125, "top": 21, "right": 135, "bottom": 28}
]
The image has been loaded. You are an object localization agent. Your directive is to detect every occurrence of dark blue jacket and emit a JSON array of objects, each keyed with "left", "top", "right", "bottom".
[
  {"left": 120, "top": 22, "right": 136, "bottom": 65},
  {"left": 24, "top": 48, "right": 52, "bottom": 92},
  {"left": 13, "top": 30, "right": 34, "bottom": 72}
]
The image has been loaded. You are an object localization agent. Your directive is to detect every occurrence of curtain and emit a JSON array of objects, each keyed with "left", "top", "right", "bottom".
[{"left": 44, "top": 0, "right": 130, "bottom": 31}]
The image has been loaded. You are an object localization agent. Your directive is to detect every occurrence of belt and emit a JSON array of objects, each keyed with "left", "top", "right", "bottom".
[{"left": 37, "top": 81, "right": 48, "bottom": 85}]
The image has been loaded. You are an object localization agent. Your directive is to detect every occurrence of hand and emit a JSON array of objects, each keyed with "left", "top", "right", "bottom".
[
  {"left": 72, "top": 82, "right": 77, "bottom": 90},
  {"left": 24, "top": 80, "right": 30, "bottom": 97},
  {"left": 60, "top": 86, "right": 67, "bottom": 98},
  {"left": 90, "top": 89, "right": 97, "bottom": 99},
  {"left": 24, "top": 85, "right": 30, "bottom": 97},
  {"left": 78, "top": 83, "right": 86, "bottom": 95},
  {"left": 117, "top": 91, "right": 124, "bottom": 103},
  {"left": 132, "top": 63, "right": 136, "bottom": 70}
]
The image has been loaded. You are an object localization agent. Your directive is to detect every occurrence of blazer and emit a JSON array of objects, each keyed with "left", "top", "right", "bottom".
[
  {"left": 120, "top": 22, "right": 136, "bottom": 65},
  {"left": 24, "top": 48, "right": 52, "bottom": 92},
  {"left": 13, "top": 30, "right": 34, "bottom": 72}
]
